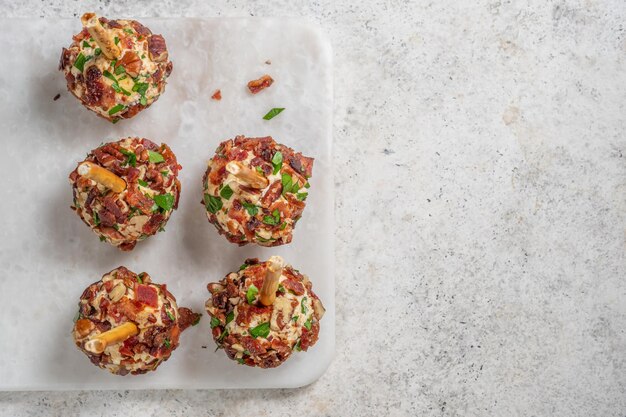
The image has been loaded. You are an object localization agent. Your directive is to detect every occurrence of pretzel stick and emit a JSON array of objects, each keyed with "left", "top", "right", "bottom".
[
  {"left": 84, "top": 322, "right": 138, "bottom": 354},
  {"left": 259, "top": 256, "right": 285, "bottom": 306},
  {"left": 78, "top": 162, "right": 127, "bottom": 193},
  {"left": 225, "top": 161, "right": 269, "bottom": 189},
  {"left": 81, "top": 13, "right": 121, "bottom": 59}
]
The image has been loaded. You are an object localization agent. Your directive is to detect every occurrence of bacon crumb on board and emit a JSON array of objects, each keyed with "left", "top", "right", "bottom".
[
  {"left": 247, "top": 75, "right": 274, "bottom": 94},
  {"left": 211, "top": 90, "right": 222, "bottom": 100}
]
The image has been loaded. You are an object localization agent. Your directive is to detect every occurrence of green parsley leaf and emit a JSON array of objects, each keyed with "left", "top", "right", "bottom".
[
  {"left": 137, "top": 179, "right": 148, "bottom": 187},
  {"left": 99, "top": 236, "right": 107, "bottom": 242},
  {"left": 204, "top": 194, "right": 222, "bottom": 213},
  {"left": 242, "top": 201, "right": 258, "bottom": 216},
  {"left": 153, "top": 193, "right": 175, "bottom": 212},
  {"left": 136, "top": 273, "right": 144, "bottom": 284},
  {"left": 304, "top": 182, "right": 310, "bottom": 189},
  {"left": 108, "top": 104, "right": 126, "bottom": 115},
  {"left": 92, "top": 211, "right": 100, "bottom": 226},
  {"left": 239, "top": 263, "right": 249, "bottom": 271},
  {"left": 272, "top": 151, "right": 283, "bottom": 174},
  {"left": 304, "top": 319, "right": 312, "bottom": 330},
  {"left": 73, "top": 53, "right": 88, "bottom": 72},
  {"left": 148, "top": 150, "right": 165, "bottom": 163},
  {"left": 119, "top": 148, "right": 137, "bottom": 167},
  {"left": 281, "top": 173, "right": 292, "bottom": 194},
  {"left": 292, "top": 315, "right": 299, "bottom": 322},
  {"left": 114, "top": 65, "right": 125, "bottom": 75},
  {"left": 246, "top": 284, "right": 258, "bottom": 304},
  {"left": 294, "top": 339, "right": 302, "bottom": 351},
  {"left": 103, "top": 70, "right": 117, "bottom": 82},
  {"left": 132, "top": 82, "right": 149, "bottom": 96},
  {"left": 255, "top": 233, "right": 275, "bottom": 243},
  {"left": 301, "top": 296, "right": 307, "bottom": 314},
  {"left": 164, "top": 338, "right": 171, "bottom": 348},
  {"left": 123, "top": 28, "right": 134, "bottom": 34},
  {"left": 140, "top": 96, "right": 147, "bottom": 106},
  {"left": 263, "top": 107, "right": 285, "bottom": 120},
  {"left": 112, "top": 224, "right": 119, "bottom": 231},
  {"left": 249, "top": 322, "right": 270, "bottom": 339},
  {"left": 114, "top": 36, "right": 120, "bottom": 45},
  {"left": 262, "top": 209, "right": 280, "bottom": 226},
  {"left": 280, "top": 222, "right": 287, "bottom": 230},
  {"left": 95, "top": 48, "right": 102, "bottom": 56},
  {"left": 210, "top": 316, "right": 221, "bottom": 328},
  {"left": 161, "top": 170, "right": 169, "bottom": 177},
  {"left": 167, "top": 311, "right": 176, "bottom": 321},
  {"left": 237, "top": 358, "right": 245, "bottom": 364},
  {"left": 296, "top": 192, "right": 308, "bottom": 201},
  {"left": 226, "top": 311, "right": 234, "bottom": 325},
  {"left": 278, "top": 284, "right": 286, "bottom": 293},
  {"left": 220, "top": 184, "right": 234, "bottom": 200},
  {"left": 82, "top": 40, "right": 91, "bottom": 48}
]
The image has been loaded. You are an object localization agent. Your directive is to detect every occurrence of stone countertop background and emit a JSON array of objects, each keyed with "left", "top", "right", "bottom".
[{"left": 1, "top": 0, "right": 625, "bottom": 415}]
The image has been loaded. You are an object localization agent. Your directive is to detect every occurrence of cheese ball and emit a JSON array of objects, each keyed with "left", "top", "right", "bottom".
[
  {"left": 69, "top": 137, "right": 181, "bottom": 251},
  {"left": 59, "top": 13, "right": 172, "bottom": 122},
  {"left": 202, "top": 136, "right": 314, "bottom": 246},
  {"left": 73, "top": 266, "right": 201, "bottom": 375},
  {"left": 205, "top": 258, "right": 325, "bottom": 368}
]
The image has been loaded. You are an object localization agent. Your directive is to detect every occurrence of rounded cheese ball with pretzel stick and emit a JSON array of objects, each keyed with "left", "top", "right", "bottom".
[
  {"left": 202, "top": 136, "right": 314, "bottom": 246},
  {"left": 73, "top": 266, "right": 201, "bottom": 375},
  {"left": 69, "top": 137, "right": 181, "bottom": 251},
  {"left": 205, "top": 257, "right": 325, "bottom": 368},
  {"left": 59, "top": 13, "right": 172, "bottom": 122}
]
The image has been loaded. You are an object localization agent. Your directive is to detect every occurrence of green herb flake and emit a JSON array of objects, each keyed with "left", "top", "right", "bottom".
[
  {"left": 220, "top": 184, "right": 234, "bottom": 200},
  {"left": 304, "top": 319, "right": 312, "bottom": 330},
  {"left": 217, "top": 329, "right": 229, "bottom": 343},
  {"left": 153, "top": 193, "right": 175, "bottom": 212},
  {"left": 99, "top": 236, "right": 107, "bottom": 242},
  {"left": 294, "top": 339, "right": 302, "bottom": 351},
  {"left": 164, "top": 338, "right": 171, "bottom": 349},
  {"left": 161, "top": 170, "right": 169, "bottom": 177},
  {"left": 204, "top": 194, "right": 222, "bottom": 214},
  {"left": 225, "top": 311, "right": 234, "bottom": 325},
  {"left": 210, "top": 316, "right": 221, "bottom": 328},
  {"left": 237, "top": 358, "right": 245, "bottom": 364},
  {"left": 246, "top": 284, "right": 259, "bottom": 304},
  {"left": 272, "top": 151, "right": 283, "bottom": 174},
  {"left": 92, "top": 211, "right": 100, "bottom": 226},
  {"left": 73, "top": 53, "right": 88, "bottom": 72},
  {"left": 119, "top": 148, "right": 137, "bottom": 167},
  {"left": 167, "top": 311, "right": 176, "bottom": 321},
  {"left": 137, "top": 179, "right": 148, "bottom": 187},
  {"left": 103, "top": 70, "right": 117, "bottom": 82},
  {"left": 239, "top": 263, "right": 249, "bottom": 271},
  {"left": 263, "top": 107, "right": 285, "bottom": 120},
  {"left": 140, "top": 96, "right": 147, "bottom": 106},
  {"left": 296, "top": 192, "right": 308, "bottom": 201},
  {"left": 136, "top": 273, "right": 144, "bottom": 284},
  {"left": 241, "top": 201, "right": 258, "bottom": 216},
  {"left": 94, "top": 48, "right": 102, "bottom": 56},
  {"left": 132, "top": 82, "right": 149, "bottom": 96},
  {"left": 123, "top": 28, "right": 134, "bottom": 34},
  {"left": 301, "top": 297, "right": 307, "bottom": 314},
  {"left": 280, "top": 222, "right": 287, "bottom": 230},
  {"left": 148, "top": 150, "right": 165, "bottom": 163},
  {"left": 108, "top": 104, "right": 126, "bottom": 115},
  {"left": 304, "top": 182, "right": 310, "bottom": 189},
  {"left": 262, "top": 209, "right": 281, "bottom": 226},
  {"left": 192, "top": 315, "right": 201, "bottom": 326},
  {"left": 114, "top": 36, "right": 120, "bottom": 45},
  {"left": 114, "top": 65, "right": 125, "bottom": 75},
  {"left": 292, "top": 315, "right": 299, "bottom": 322},
  {"left": 278, "top": 284, "right": 286, "bottom": 293},
  {"left": 249, "top": 322, "right": 270, "bottom": 339},
  {"left": 82, "top": 40, "right": 91, "bottom": 48}
]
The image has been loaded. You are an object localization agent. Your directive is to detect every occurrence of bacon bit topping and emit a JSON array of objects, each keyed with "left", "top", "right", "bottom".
[
  {"left": 211, "top": 90, "right": 222, "bottom": 100},
  {"left": 135, "top": 284, "right": 159, "bottom": 308},
  {"left": 53, "top": 93, "right": 61, "bottom": 101},
  {"left": 148, "top": 34, "right": 168, "bottom": 62},
  {"left": 247, "top": 75, "right": 274, "bottom": 94}
]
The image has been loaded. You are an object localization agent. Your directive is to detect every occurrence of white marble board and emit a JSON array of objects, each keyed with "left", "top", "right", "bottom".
[{"left": 0, "top": 18, "right": 334, "bottom": 390}]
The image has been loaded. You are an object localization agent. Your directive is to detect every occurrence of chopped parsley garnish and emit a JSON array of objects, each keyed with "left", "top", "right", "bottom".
[
  {"left": 220, "top": 184, "right": 234, "bottom": 200},
  {"left": 192, "top": 315, "right": 201, "bottom": 326},
  {"left": 99, "top": 236, "right": 107, "bottom": 242},
  {"left": 304, "top": 182, "right": 310, "bottom": 189},
  {"left": 137, "top": 179, "right": 148, "bottom": 187},
  {"left": 278, "top": 284, "right": 285, "bottom": 293},
  {"left": 255, "top": 166, "right": 264, "bottom": 174},
  {"left": 262, "top": 209, "right": 280, "bottom": 226},
  {"left": 294, "top": 339, "right": 302, "bottom": 351},
  {"left": 217, "top": 329, "right": 228, "bottom": 343},
  {"left": 246, "top": 284, "right": 258, "bottom": 304},
  {"left": 111, "top": 83, "right": 131, "bottom": 96},
  {"left": 148, "top": 150, "right": 165, "bottom": 163},
  {"left": 239, "top": 263, "right": 249, "bottom": 271},
  {"left": 301, "top": 297, "right": 307, "bottom": 314},
  {"left": 73, "top": 53, "right": 88, "bottom": 72},
  {"left": 204, "top": 194, "right": 222, "bottom": 213},
  {"left": 114, "top": 36, "right": 120, "bottom": 45},
  {"left": 153, "top": 193, "right": 175, "bottom": 212},
  {"left": 161, "top": 170, "right": 169, "bottom": 177},
  {"left": 82, "top": 40, "right": 90, "bottom": 48},
  {"left": 140, "top": 96, "right": 147, "bottom": 106},
  {"left": 103, "top": 70, "right": 117, "bottom": 82},
  {"left": 132, "top": 82, "right": 149, "bottom": 96},
  {"left": 123, "top": 28, "right": 134, "bottom": 34},
  {"left": 292, "top": 316, "right": 299, "bottom": 322},
  {"left": 249, "top": 322, "right": 270, "bottom": 339},
  {"left": 158, "top": 225, "right": 165, "bottom": 232},
  {"left": 136, "top": 273, "right": 144, "bottom": 284},
  {"left": 280, "top": 222, "right": 287, "bottom": 230},
  {"left": 92, "top": 211, "right": 100, "bottom": 226},
  {"left": 119, "top": 148, "right": 137, "bottom": 167},
  {"left": 255, "top": 233, "right": 275, "bottom": 243},
  {"left": 210, "top": 316, "right": 221, "bottom": 328},
  {"left": 94, "top": 48, "right": 102, "bottom": 56},
  {"left": 112, "top": 224, "right": 119, "bottom": 231},
  {"left": 108, "top": 104, "right": 126, "bottom": 115},
  {"left": 272, "top": 151, "right": 283, "bottom": 174},
  {"left": 281, "top": 174, "right": 300, "bottom": 195},
  {"left": 164, "top": 338, "right": 171, "bottom": 349},
  {"left": 304, "top": 319, "right": 312, "bottom": 330},
  {"left": 167, "top": 311, "right": 176, "bottom": 321},
  {"left": 225, "top": 311, "right": 234, "bottom": 325},
  {"left": 114, "top": 65, "right": 125, "bottom": 75},
  {"left": 241, "top": 201, "right": 258, "bottom": 216},
  {"left": 237, "top": 358, "right": 245, "bottom": 364},
  {"left": 296, "top": 192, "right": 308, "bottom": 201},
  {"left": 263, "top": 107, "right": 285, "bottom": 120}
]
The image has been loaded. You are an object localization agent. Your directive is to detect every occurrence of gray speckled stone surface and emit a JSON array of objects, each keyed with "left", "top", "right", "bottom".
[{"left": 1, "top": 0, "right": 625, "bottom": 415}]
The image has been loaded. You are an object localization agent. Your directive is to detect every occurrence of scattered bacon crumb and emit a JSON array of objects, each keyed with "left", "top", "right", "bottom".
[
  {"left": 247, "top": 75, "right": 274, "bottom": 94},
  {"left": 265, "top": 60, "right": 271, "bottom": 65},
  {"left": 53, "top": 93, "right": 61, "bottom": 101},
  {"left": 211, "top": 89, "right": 222, "bottom": 101}
]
